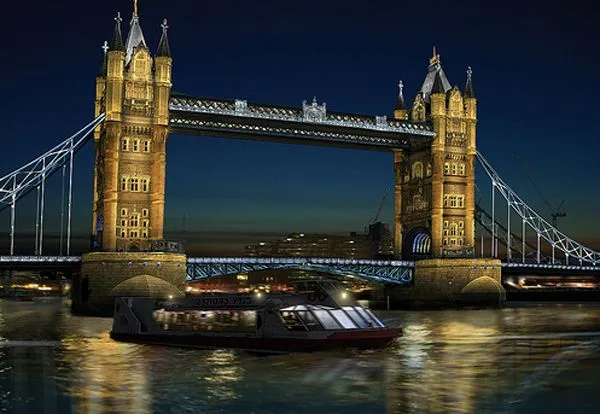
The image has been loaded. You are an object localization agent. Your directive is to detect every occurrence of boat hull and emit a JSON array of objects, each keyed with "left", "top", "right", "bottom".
[{"left": 110, "top": 328, "right": 400, "bottom": 353}]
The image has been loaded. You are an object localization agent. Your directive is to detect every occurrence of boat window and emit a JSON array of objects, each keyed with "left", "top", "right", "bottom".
[
  {"left": 152, "top": 310, "right": 257, "bottom": 333},
  {"left": 295, "top": 310, "right": 322, "bottom": 331},
  {"left": 354, "top": 307, "right": 382, "bottom": 328},
  {"left": 342, "top": 306, "right": 370, "bottom": 328},
  {"left": 363, "top": 309, "right": 385, "bottom": 328},
  {"left": 279, "top": 311, "right": 307, "bottom": 331},
  {"left": 311, "top": 310, "right": 341, "bottom": 330},
  {"left": 329, "top": 309, "right": 357, "bottom": 329}
]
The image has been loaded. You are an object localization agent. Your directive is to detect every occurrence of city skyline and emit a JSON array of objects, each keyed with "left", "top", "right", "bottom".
[{"left": 1, "top": 0, "right": 599, "bottom": 255}]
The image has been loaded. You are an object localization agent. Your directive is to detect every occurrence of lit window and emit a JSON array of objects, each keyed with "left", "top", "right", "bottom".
[
  {"left": 121, "top": 138, "right": 129, "bottom": 151},
  {"left": 444, "top": 162, "right": 450, "bottom": 175},
  {"left": 412, "top": 162, "right": 423, "bottom": 179}
]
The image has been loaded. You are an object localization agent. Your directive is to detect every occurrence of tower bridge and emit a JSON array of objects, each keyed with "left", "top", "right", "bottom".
[{"left": 0, "top": 2, "right": 599, "bottom": 313}]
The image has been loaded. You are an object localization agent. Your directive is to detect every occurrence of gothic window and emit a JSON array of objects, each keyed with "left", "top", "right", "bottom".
[
  {"left": 459, "top": 163, "right": 466, "bottom": 176},
  {"left": 120, "top": 230, "right": 126, "bottom": 238},
  {"left": 444, "top": 163, "right": 450, "bottom": 175},
  {"left": 121, "top": 138, "right": 129, "bottom": 151},
  {"left": 458, "top": 195, "right": 465, "bottom": 208},
  {"left": 120, "top": 219, "right": 127, "bottom": 227},
  {"left": 129, "top": 178, "right": 139, "bottom": 192},
  {"left": 426, "top": 163, "right": 432, "bottom": 176},
  {"left": 459, "top": 221, "right": 464, "bottom": 228},
  {"left": 450, "top": 223, "right": 458, "bottom": 236},
  {"left": 142, "top": 220, "right": 149, "bottom": 228},
  {"left": 451, "top": 164, "right": 458, "bottom": 175},
  {"left": 443, "top": 238, "right": 448, "bottom": 245},
  {"left": 444, "top": 194, "right": 465, "bottom": 208},
  {"left": 143, "top": 140, "right": 151, "bottom": 152},
  {"left": 121, "top": 177, "right": 128, "bottom": 191},
  {"left": 130, "top": 214, "right": 139, "bottom": 227},
  {"left": 121, "top": 208, "right": 128, "bottom": 217},
  {"left": 412, "top": 162, "right": 423, "bottom": 179},
  {"left": 141, "top": 178, "right": 149, "bottom": 192},
  {"left": 132, "top": 139, "right": 139, "bottom": 152},
  {"left": 450, "top": 238, "right": 457, "bottom": 245},
  {"left": 129, "top": 230, "right": 138, "bottom": 238},
  {"left": 142, "top": 209, "right": 149, "bottom": 217},
  {"left": 142, "top": 229, "right": 148, "bottom": 238}
]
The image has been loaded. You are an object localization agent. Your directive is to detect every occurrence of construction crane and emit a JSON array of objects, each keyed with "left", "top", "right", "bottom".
[
  {"left": 512, "top": 152, "right": 567, "bottom": 228},
  {"left": 369, "top": 189, "right": 389, "bottom": 225}
]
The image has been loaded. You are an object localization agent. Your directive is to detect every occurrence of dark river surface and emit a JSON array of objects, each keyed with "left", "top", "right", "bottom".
[{"left": 1, "top": 298, "right": 599, "bottom": 413}]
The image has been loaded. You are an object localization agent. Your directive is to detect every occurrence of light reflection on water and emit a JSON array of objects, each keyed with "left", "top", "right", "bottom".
[{"left": 0, "top": 298, "right": 599, "bottom": 413}]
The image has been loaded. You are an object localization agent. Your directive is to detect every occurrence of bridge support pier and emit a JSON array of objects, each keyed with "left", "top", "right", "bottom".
[
  {"left": 71, "top": 252, "right": 186, "bottom": 316},
  {"left": 387, "top": 258, "right": 505, "bottom": 308}
]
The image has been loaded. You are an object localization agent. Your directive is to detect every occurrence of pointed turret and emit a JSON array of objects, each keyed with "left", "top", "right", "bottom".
[
  {"left": 156, "top": 19, "right": 171, "bottom": 57},
  {"left": 432, "top": 71, "right": 445, "bottom": 94},
  {"left": 125, "top": 0, "right": 148, "bottom": 64},
  {"left": 110, "top": 12, "right": 124, "bottom": 51},
  {"left": 464, "top": 66, "right": 475, "bottom": 98},
  {"left": 99, "top": 41, "right": 109, "bottom": 76},
  {"left": 419, "top": 46, "right": 451, "bottom": 103},
  {"left": 394, "top": 80, "right": 408, "bottom": 120}
]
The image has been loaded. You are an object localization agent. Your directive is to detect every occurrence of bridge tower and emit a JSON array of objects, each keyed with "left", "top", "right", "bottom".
[
  {"left": 73, "top": 2, "right": 185, "bottom": 316},
  {"left": 93, "top": 4, "right": 172, "bottom": 252},
  {"left": 393, "top": 49, "right": 477, "bottom": 259}
]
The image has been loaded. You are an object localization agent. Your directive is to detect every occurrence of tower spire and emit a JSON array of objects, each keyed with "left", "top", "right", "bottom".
[
  {"left": 133, "top": 0, "right": 138, "bottom": 17},
  {"left": 124, "top": 0, "right": 147, "bottom": 64},
  {"left": 395, "top": 80, "right": 406, "bottom": 110},
  {"left": 464, "top": 66, "right": 475, "bottom": 98},
  {"left": 429, "top": 46, "right": 440, "bottom": 66},
  {"left": 110, "top": 12, "right": 124, "bottom": 51},
  {"left": 156, "top": 18, "right": 171, "bottom": 57},
  {"left": 99, "top": 40, "right": 109, "bottom": 75}
]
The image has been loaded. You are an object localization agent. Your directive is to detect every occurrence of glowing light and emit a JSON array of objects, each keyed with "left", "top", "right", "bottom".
[{"left": 168, "top": 295, "right": 174, "bottom": 299}]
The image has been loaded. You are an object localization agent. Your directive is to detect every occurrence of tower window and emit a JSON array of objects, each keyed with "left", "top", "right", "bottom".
[
  {"left": 132, "top": 139, "right": 139, "bottom": 152},
  {"left": 120, "top": 219, "right": 127, "bottom": 227},
  {"left": 142, "top": 220, "right": 149, "bottom": 228},
  {"left": 130, "top": 214, "right": 139, "bottom": 227},
  {"left": 451, "top": 164, "right": 458, "bottom": 175},
  {"left": 129, "top": 230, "right": 138, "bottom": 238},
  {"left": 129, "top": 178, "right": 139, "bottom": 192},
  {"left": 426, "top": 163, "right": 432, "bottom": 176},
  {"left": 142, "top": 229, "right": 148, "bottom": 238},
  {"left": 141, "top": 178, "right": 149, "bottom": 192},
  {"left": 121, "top": 138, "right": 129, "bottom": 151},
  {"left": 444, "top": 163, "right": 450, "bottom": 175},
  {"left": 142, "top": 209, "right": 149, "bottom": 217},
  {"left": 121, "top": 208, "right": 128, "bottom": 217},
  {"left": 459, "top": 163, "right": 466, "bottom": 176},
  {"left": 120, "top": 230, "right": 126, "bottom": 238},
  {"left": 143, "top": 140, "right": 151, "bottom": 152},
  {"left": 412, "top": 162, "right": 423, "bottom": 179},
  {"left": 121, "top": 177, "right": 128, "bottom": 191}
]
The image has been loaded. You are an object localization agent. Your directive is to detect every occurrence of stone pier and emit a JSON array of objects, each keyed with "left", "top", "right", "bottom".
[
  {"left": 388, "top": 258, "right": 506, "bottom": 308},
  {"left": 71, "top": 252, "right": 186, "bottom": 316}
]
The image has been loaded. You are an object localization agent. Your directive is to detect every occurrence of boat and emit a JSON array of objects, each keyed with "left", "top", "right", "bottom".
[{"left": 110, "top": 280, "right": 400, "bottom": 353}]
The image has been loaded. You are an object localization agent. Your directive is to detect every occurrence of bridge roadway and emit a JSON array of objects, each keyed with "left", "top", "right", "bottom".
[
  {"left": 1, "top": 256, "right": 598, "bottom": 284},
  {"left": 168, "top": 94, "right": 435, "bottom": 151}
]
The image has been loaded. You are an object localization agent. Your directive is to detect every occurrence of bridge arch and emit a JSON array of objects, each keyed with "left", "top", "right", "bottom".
[{"left": 403, "top": 227, "right": 432, "bottom": 260}]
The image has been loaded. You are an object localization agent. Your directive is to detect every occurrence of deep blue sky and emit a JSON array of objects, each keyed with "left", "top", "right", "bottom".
[{"left": 0, "top": 0, "right": 599, "bottom": 255}]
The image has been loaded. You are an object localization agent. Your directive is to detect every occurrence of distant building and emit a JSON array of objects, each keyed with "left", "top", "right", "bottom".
[{"left": 244, "top": 222, "right": 394, "bottom": 259}]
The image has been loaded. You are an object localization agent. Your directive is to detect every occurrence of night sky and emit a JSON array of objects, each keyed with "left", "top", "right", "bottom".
[{"left": 0, "top": 0, "right": 599, "bottom": 255}]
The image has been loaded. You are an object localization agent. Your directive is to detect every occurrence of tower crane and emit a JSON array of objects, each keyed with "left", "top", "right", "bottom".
[
  {"left": 512, "top": 152, "right": 567, "bottom": 228},
  {"left": 369, "top": 189, "right": 389, "bottom": 225}
]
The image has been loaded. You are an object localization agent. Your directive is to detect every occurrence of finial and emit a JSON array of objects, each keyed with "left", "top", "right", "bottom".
[
  {"left": 398, "top": 80, "right": 404, "bottom": 97},
  {"left": 467, "top": 66, "right": 472, "bottom": 80},
  {"left": 115, "top": 11, "right": 122, "bottom": 24},
  {"left": 102, "top": 40, "right": 109, "bottom": 55},
  {"left": 161, "top": 18, "right": 169, "bottom": 32},
  {"left": 133, "top": 0, "right": 138, "bottom": 17},
  {"left": 432, "top": 46, "right": 437, "bottom": 58},
  {"left": 312, "top": 96, "right": 317, "bottom": 104},
  {"left": 429, "top": 46, "right": 440, "bottom": 65}
]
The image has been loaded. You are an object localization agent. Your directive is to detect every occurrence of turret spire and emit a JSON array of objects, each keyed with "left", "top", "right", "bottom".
[
  {"left": 99, "top": 41, "right": 109, "bottom": 75},
  {"left": 156, "top": 18, "right": 171, "bottom": 57},
  {"left": 464, "top": 66, "right": 475, "bottom": 98},
  {"left": 431, "top": 71, "right": 445, "bottom": 94},
  {"left": 429, "top": 46, "right": 440, "bottom": 66},
  {"left": 395, "top": 80, "right": 406, "bottom": 110},
  {"left": 110, "top": 12, "right": 124, "bottom": 51},
  {"left": 124, "top": 0, "right": 147, "bottom": 64}
]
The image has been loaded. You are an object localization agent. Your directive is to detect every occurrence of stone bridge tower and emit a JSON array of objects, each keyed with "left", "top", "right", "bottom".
[
  {"left": 93, "top": 3, "right": 172, "bottom": 252},
  {"left": 393, "top": 49, "right": 477, "bottom": 259}
]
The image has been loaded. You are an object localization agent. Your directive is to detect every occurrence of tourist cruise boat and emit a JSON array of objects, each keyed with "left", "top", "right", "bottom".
[{"left": 110, "top": 281, "right": 400, "bottom": 353}]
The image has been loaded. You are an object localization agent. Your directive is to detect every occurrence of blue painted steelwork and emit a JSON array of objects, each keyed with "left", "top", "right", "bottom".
[
  {"left": 186, "top": 257, "right": 415, "bottom": 285},
  {"left": 0, "top": 255, "right": 81, "bottom": 263},
  {"left": 502, "top": 262, "right": 599, "bottom": 272}
]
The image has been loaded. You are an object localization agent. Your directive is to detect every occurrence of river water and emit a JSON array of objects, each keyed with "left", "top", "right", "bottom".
[{"left": 0, "top": 298, "right": 599, "bottom": 414}]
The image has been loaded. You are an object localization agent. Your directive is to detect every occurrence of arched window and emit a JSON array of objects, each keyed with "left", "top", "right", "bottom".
[
  {"left": 426, "top": 163, "right": 432, "bottom": 176},
  {"left": 459, "top": 163, "right": 466, "bottom": 176},
  {"left": 121, "top": 177, "right": 128, "bottom": 191},
  {"left": 444, "top": 162, "right": 450, "bottom": 175},
  {"left": 412, "top": 162, "right": 423, "bottom": 179}
]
